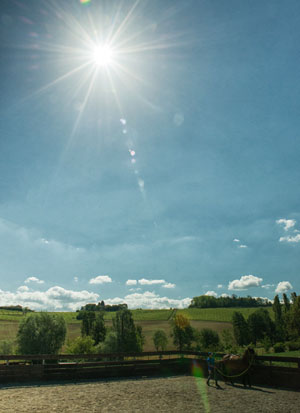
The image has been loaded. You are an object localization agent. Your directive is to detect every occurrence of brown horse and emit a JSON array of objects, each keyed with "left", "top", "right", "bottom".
[{"left": 217, "top": 347, "right": 255, "bottom": 387}]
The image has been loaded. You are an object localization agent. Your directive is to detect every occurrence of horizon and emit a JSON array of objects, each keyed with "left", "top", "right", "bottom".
[{"left": 1, "top": 0, "right": 300, "bottom": 311}]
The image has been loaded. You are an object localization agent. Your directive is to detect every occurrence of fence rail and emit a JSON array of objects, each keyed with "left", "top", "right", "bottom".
[
  {"left": 0, "top": 351, "right": 299, "bottom": 388},
  {"left": 0, "top": 351, "right": 299, "bottom": 364}
]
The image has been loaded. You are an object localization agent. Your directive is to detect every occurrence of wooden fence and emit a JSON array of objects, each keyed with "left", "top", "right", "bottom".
[{"left": 0, "top": 351, "right": 299, "bottom": 389}]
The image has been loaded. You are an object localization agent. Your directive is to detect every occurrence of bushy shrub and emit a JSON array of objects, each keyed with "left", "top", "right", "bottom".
[
  {"left": 98, "top": 331, "right": 119, "bottom": 353},
  {"left": 262, "top": 335, "right": 272, "bottom": 352},
  {"left": 0, "top": 339, "right": 15, "bottom": 355},
  {"left": 65, "top": 336, "right": 95, "bottom": 354},
  {"left": 286, "top": 341, "right": 300, "bottom": 351},
  {"left": 195, "top": 328, "right": 220, "bottom": 351},
  {"left": 221, "top": 329, "right": 236, "bottom": 353},
  {"left": 17, "top": 312, "right": 66, "bottom": 354},
  {"left": 172, "top": 315, "right": 194, "bottom": 351},
  {"left": 153, "top": 330, "right": 168, "bottom": 351},
  {"left": 273, "top": 342, "right": 285, "bottom": 353}
]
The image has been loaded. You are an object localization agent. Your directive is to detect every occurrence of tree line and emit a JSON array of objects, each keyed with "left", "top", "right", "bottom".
[
  {"left": 76, "top": 301, "right": 128, "bottom": 316},
  {"left": 232, "top": 292, "right": 300, "bottom": 352},
  {"left": 189, "top": 294, "right": 271, "bottom": 308},
  {"left": 0, "top": 305, "right": 33, "bottom": 312}
]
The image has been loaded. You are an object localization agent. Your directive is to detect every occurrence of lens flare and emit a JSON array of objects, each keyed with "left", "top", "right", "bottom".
[{"left": 192, "top": 360, "right": 210, "bottom": 413}]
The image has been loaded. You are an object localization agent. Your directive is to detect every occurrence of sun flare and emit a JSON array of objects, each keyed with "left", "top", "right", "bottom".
[{"left": 91, "top": 44, "right": 114, "bottom": 67}]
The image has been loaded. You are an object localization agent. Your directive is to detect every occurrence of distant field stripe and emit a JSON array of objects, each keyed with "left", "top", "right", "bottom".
[{"left": 177, "top": 307, "right": 274, "bottom": 322}]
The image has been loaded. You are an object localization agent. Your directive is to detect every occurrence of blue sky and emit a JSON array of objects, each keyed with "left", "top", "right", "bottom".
[{"left": 0, "top": 0, "right": 299, "bottom": 310}]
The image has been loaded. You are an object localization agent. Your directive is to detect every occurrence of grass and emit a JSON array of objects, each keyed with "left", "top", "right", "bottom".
[
  {"left": 260, "top": 350, "right": 300, "bottom": 368},
  {"left": 0, "top": 310, "right": 25, "bottom": 322},
  {"left": 131, "top": 309, "right": 174, "bottom": 321},
  {"left": 177, "top": 307, "right": 274, "bottom": 322},
  {"left": 0, "top": 321, "right": 19, "bottom": 342}
]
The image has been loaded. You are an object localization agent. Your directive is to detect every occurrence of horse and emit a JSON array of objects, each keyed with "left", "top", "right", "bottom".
[{"left": 217, "top": 347, "right": 255, "bottom": 387}]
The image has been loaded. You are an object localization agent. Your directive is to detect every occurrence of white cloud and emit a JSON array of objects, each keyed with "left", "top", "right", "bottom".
[
  {"left": 126, "top": 279, "right": 137, "bottom": 286},
  {"left": 205, "top": 290, "right": 218, "bottom": 297},
  {"left": 276, "top": 218, "right": 296, "bottom": 231},
  {"left": 89, "top": 275, "right": 112, "bottom": 284},
  {"left": 138, "top": 278, "right": 165, "bottom": 285},
  {"left": 220, "top": 293, "right": 230, "bottom": 297},
  {"left": 217, "top": 284, "right": 223, "bottom": 289},
  {"left": 162, "top": 283, "right": 176, "bottom": 289},
  {"left": 233, "top": 239, "right": 247, "bottom": 248},
  {"left": 24, "top": 276, "right": 44, "bottom": 284},
  {"left": 0, "top": 286, "right": 99, "bottom": 311},
  {"left": 262, "top": 284, "right": 275, "bottom": 289},
  {"left": 105, "top": 291, "right": 191, "bottom": 309},
  {"left": 17, "top": 285, "right": 29, "bottom": 292},
  {"left": 253, "top": 296, "right": 272, "bottom": 304},
  {"left": 279, "top": 234, "right": 300, "bottom": 243},
  {"left": 275, "top": 281, "right": 293, "bottom": 294},
  {"left": 228, "top": 275, "right": 263, "bottom": 291}
]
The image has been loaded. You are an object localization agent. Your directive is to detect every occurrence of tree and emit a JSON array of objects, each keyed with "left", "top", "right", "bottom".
[
  {"left": 92, "top": 312, "right": 106, "bottom": 345},
  {"left": 232, "top": 311, "right": 249, "bottom": 346},
  {"left": 273, "top": 295, "right": 285, "bottom": 341},
  {"left": 172, "top": 314, "right": 194, "bottom": 351},
  {"left": 99, "top": 331, "right": 119, "bottom": 353},
  {"left": 248, "top": 309, "right": 275, "bottom": 345},
  {"left": 221, "top": 329, "right": 236, "bottom": 352},
  {"left": 291, "top": 292, "right": 297, "bottom": 304},
  {"left": 196, "top": 328, "right": 220, "bottom": 351},
  {"left": 17, "top": 313, "right": 66, "bottom": 354},
  {"left": 136, "top": 325, "right": 145, "bottom": 350},
  {"left": 0, "top": 339, "right": 15, "bottom": 355},
  {"left": 286, "top": 295, "right": 300, "bottom": 339},
  {"left": 113, "top": 309, "right": 143, "bottom": 352},
  {"left": 153, "top": 330, "right": 168, "bottom": 351},
  {"left": 81, "top": 311, "right": 96, "bottom": 336},
  {"left": 283, "top": 293, "right": 290, "bottom": 313}
]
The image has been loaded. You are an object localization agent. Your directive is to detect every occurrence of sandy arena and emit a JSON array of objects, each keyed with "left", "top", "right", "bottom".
[{"left": 0, "top": 376, "right": 299, "bottom": 413}]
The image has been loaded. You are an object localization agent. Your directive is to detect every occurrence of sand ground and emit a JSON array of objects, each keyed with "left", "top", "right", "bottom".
[{"left": 0, "top": 376, "right": 299, "bottom": 413}]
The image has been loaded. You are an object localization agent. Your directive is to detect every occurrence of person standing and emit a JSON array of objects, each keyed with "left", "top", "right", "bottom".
[{"left": 206, "top": 352, "right": 220, "bottom": 388}]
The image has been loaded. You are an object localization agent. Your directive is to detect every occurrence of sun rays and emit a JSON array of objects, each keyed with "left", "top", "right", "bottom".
[{"left": 10, "top": 0, "right": 185, "bottom": 137}]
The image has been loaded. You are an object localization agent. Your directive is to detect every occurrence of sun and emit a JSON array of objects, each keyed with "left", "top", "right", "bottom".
[{"left": 91, "top": 44, "right": 114, "bottom": 67}]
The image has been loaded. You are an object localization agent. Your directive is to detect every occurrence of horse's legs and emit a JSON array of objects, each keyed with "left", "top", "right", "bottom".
[{"left": 242, "top": 373, "right": 251, "bottom": 387}]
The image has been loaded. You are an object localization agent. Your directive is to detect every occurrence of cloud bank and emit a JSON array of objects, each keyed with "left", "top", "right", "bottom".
[
  {"left": 105, "top": 291, "right": 191, "bottom": 309},
  {"left": 0, "top": 286, "right": 99, "bottom": 311},
  {"left": 228, "top": 275, "right": 263, "bottom": 291}
]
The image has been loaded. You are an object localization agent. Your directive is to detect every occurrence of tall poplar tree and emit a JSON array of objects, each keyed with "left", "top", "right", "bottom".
[{"left": 232, "top": 311, "right": 249, "bottom": 346}]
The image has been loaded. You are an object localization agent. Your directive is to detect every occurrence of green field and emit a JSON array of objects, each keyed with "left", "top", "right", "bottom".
[
  {"left": 178, "top": 307, "right": 274, "bottom": 322},
  {"left": 0, "top": 306, "right": 274, "bottom": 352}
]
